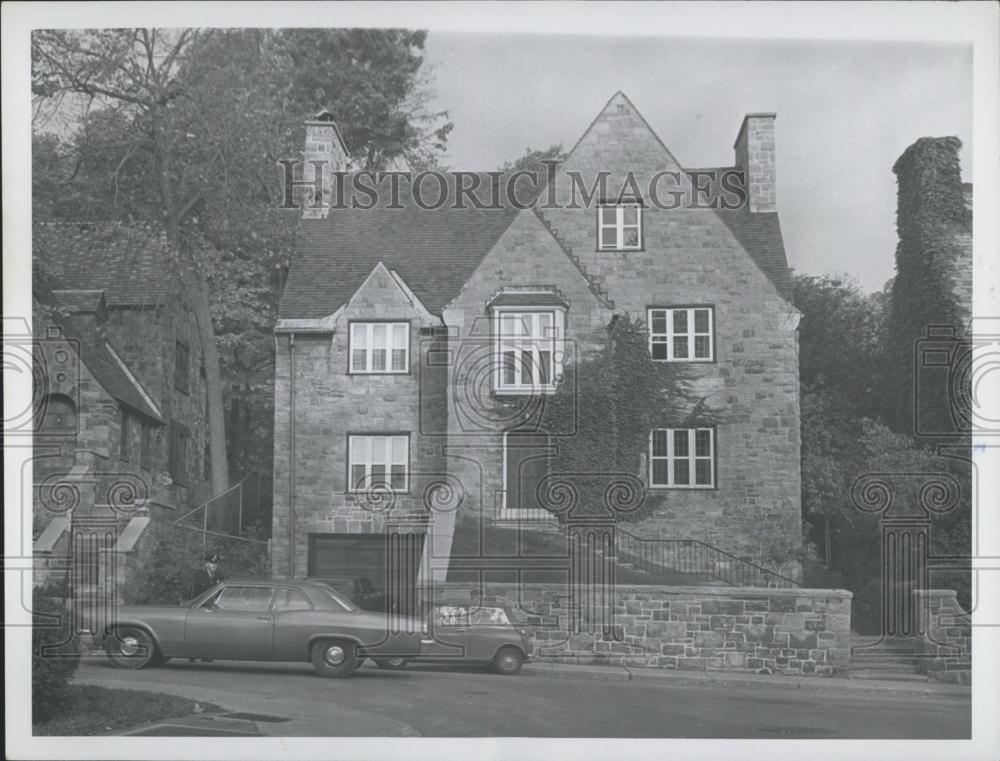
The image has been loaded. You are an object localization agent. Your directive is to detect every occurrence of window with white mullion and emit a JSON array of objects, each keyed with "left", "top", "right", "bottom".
[
  {"left": 649, "top": 428, "right": 715, "bottom": 488},
  {"left": 648, "top": 307, "right": 714, "bottom": 362},
  {"left": 496, "top": 310, "right": 557, "bottom": 392},
  {"left": 348, "top": 434, "right": 408, "bottom": 492},
  {"left": 350, "top": 322, "right": 409, "bottom": 373},
  {"left": 598, "top": 203, "right": 642, "bottom": 250}
]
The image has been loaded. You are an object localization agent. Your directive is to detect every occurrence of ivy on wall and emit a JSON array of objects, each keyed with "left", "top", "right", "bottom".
[
  {"left": 486, "top": 314, "right": 717, "bottom": 523},
  {"left": 886, "top": 136, "right": 971, "bottom": 434}
]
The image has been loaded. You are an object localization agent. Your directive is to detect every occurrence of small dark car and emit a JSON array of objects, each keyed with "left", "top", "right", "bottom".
[
  {"left": 100, "top": 579, "right": 422, "bottom": 678},
  {"left": 373, "top": 605, "right": 533, "bottom": 675}
]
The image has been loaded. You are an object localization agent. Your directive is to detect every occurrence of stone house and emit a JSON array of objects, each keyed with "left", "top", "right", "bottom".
[
  {"left": 272, "top": 92, "right": 802, "bottom": 591},
  {"left": 32, "top": 222, "right": 214, "bottom": 605}
]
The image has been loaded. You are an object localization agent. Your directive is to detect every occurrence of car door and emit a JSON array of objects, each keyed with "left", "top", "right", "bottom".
[
  {"left": 423, "top": 605, "right": 471, "bottom": 662},
  {"left": 466, "top": 606, "right": 512, "bottom": 660},
  {"left": 184, "top": 584, "right": 276, "bottom": 660},
  {"left": 270, "top": 586, "right": 319, "bottom": 662}
]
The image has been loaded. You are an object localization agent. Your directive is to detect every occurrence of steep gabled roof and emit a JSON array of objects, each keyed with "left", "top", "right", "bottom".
[
  {"left": 35, "top": 295, "right": 164, "bottom": 423},
  {"left": 716, "top": 206, "right": 793, "bottom": 300},
  {"left": 279, "top": 174, "right": 538, "bottom": 319},
  {"left": 34, "top": 221, "right": 177, "bottom": 306}
]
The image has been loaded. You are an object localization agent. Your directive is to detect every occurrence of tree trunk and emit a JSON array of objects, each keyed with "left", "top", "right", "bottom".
[{"left": 153, "top": 114, "right": 229, "bottom": 497}]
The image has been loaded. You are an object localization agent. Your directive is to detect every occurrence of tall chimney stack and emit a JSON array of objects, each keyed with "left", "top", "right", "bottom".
[
  {"left": 733, "top": 113, "right": 777, "bottom": 213},
  {"left": 303, "top": 110, "right": 350, "bottom": 219}
]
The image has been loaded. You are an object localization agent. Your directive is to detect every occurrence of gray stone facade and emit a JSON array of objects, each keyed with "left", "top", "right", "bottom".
[{"left": 273, "top": 91, "right": 802, "bottom": 581}]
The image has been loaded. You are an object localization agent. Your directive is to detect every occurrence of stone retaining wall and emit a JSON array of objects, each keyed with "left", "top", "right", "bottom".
[
  {"left": 914, "top": 589, "right": 972, "bottom": 684},
  {"left": 423, "top": 583, "right": 851, "bottom": 677}
]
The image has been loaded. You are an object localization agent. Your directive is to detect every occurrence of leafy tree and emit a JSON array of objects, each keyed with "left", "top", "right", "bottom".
[
  {"left": 32, "top": 28, "right": 230, "bottom": 496},
  {"left": 500, "top": 143, "right": 567, "bottom": 175},
  {"left": 32, "top": 28, "right": 454, "bottom": 500}
]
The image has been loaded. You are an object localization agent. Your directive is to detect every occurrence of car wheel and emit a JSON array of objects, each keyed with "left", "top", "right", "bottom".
[
  {"left": 105, "top": 627, "right": 156, "bottom": 669},
  {"left": 493, "top": 646, "right": 523, "bottom": 676},
  {"left": 374, "top": 657, "right": 408, "bottom": 670},
  {"left": 311, "top": 639, "right": 357, "bottom": 678}
]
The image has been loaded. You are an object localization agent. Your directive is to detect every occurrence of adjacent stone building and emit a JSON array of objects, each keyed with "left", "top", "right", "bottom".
[
  {"left": 32, "top": 222, "right": 214, "bottom": 607},
  {"left": 272, "top": 92, "right": 802, "bottom": 590}
]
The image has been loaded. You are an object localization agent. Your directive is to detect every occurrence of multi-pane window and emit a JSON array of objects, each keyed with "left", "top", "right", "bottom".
[
  {"left": 175, "top": 340, "right": 190, "bottom": 393},
  {"left": 650, "top": 428, "right": 715, "bottom": 488},
  {"left": 348, "top": 434, "right": 408, "bottom": 492},
  {"left": 648, "top": 307, "right": 714, "bottom": 361},
  {"left": 350, "top": 322, "right": 409, "bottom": 373},
  {"left": 598, "top": 203, "right": 642, "bottom": 250},
  {"left": 495, "top": 310, "right": 560, "bottom": 392}
]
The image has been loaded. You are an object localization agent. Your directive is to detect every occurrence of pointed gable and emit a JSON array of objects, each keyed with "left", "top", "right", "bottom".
[{"left": 543, "top": 91, "right": 793, "bottom": 303}]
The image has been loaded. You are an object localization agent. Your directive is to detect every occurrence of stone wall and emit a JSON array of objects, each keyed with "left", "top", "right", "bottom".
[
  {"left": 422, "top": 582, "right": 851, "bottom": 677},
  {"left": 271, "top": 264, "right": 446, "bottom": 578},
  {"left": 914, "top": 589, "right": 972, "bottom": 684},
  {"left": 538, "top": 92, "right": 802, "bottom": 564}
]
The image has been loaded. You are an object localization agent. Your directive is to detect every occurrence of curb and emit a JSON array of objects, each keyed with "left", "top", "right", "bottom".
[{"left": 523, "top": 662, "right": 972, "bottom": 697}]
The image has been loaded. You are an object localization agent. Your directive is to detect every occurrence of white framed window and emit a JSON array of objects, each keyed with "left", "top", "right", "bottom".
[
  {"left": 648, "top": 307, "right": 714, "bottom": 362},
  {"left": 494, "top": 309, "right": 564, "bottom": 394},
  {"left": 598, "top": 203, "right": 642, "bottom": 250},
  {"left": 350, "top": 322, "right": 409, "bottom": 373},
  {"left": 348, "top": 434, "right": 409, "bottom": 492},
  {"left": 649, "top": 428, "right": 715, "bottom": 488}
]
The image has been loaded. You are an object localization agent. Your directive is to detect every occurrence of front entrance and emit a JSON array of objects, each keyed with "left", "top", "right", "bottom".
[{"left": 503, "top": 429, "right": 551, "bottom": 519}]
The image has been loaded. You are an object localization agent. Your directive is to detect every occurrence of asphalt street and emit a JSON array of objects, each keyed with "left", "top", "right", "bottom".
[{"left": 71, "top": 657, "right": 971, "bottom": 738}]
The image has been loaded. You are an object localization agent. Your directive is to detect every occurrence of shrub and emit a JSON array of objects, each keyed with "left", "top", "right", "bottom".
[
  {"left": 32, "top": 593, "right": 80, "bottom": 724},
  {"left": 123, "top": 523, "right": 270, "bottom": 605}
]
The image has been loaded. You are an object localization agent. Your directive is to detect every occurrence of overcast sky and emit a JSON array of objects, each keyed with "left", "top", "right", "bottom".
[{"left": 423, "top": 34, "right": 973, "bottom": 292}]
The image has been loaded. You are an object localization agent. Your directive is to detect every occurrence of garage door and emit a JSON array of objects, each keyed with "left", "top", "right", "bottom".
[{"left": 307, "top": 533, "right": 424, "bottom": 611}]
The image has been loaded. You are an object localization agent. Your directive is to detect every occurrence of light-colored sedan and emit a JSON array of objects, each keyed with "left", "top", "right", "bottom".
[{"left": 100, "top": 579, "right": 422, "bottom": 678}]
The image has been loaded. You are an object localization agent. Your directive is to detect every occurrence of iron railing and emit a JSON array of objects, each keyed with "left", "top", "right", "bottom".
[{"left": 616, "top": 529, "right": 800, "bottom": 588}]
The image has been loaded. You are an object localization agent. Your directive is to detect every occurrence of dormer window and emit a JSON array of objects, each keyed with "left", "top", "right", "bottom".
[
  {"left": 350, "top": 322, "right": 409, "bottom": 374},
  {"left": 598, "top": 202, "right": 642, "bottom": 250}
]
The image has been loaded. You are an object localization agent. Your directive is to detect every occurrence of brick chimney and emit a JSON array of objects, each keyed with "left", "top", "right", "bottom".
[
  {"left": 303, "top": 110, "right": 351, "bottom": 219},
  {"left": 733, "top": 113, "right": 777, "bottom": 213}
]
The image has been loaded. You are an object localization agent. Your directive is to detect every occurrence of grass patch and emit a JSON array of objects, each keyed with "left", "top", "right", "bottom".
[{"left": 33, "top": 685, "right": 224, "bottom": 736}]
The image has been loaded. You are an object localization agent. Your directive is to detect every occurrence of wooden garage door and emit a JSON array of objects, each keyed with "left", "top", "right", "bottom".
[{"left": 307, "top": 533, "right": 424, "bottom": 608}]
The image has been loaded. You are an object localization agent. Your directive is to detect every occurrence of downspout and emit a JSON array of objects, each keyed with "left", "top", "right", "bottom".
[{"left": 288, "top": 332, "right": 296, "bottom": 578}]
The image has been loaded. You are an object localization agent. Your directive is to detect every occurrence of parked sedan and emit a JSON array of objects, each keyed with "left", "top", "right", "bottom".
[
  {"left": 100, "top": 579, "right": 423, "bottom": 678},
  {"left": 309, "top": 576, "right": 392, "bottom": 613},
  {"left": 373, "top": 605, "right": 532, "bottom": 675}
]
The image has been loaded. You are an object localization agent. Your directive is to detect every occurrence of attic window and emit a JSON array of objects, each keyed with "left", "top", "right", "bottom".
[
  {"left": 598, "top": 203, "right": 642, "bottom": 250},
  {"left": 350, "top": 322, "right": 409, "bottom": 374}
]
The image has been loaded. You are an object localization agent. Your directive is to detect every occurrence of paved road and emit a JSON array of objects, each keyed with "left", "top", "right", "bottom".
[{"left": 74, "top": 658, "right": 971, "bottom": 739}]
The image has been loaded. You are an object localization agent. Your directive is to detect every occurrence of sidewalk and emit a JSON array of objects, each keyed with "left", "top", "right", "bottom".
[{"left": 520, "top": 660, "right": 972, "bottom": 697}]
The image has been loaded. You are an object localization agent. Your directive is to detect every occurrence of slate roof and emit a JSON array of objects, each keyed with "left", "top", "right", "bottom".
[
  {"left": 279, "top": 174, "right": 537, "bottom": 319},
  {"left": 42, "top": 306, "right": 163, "bottom": 423},
  {"left": 716, "top": 205, "right": 793, "bottom": 300},
  {"left": 34, "top": 222, "right": 177, "bottom": 306}
]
